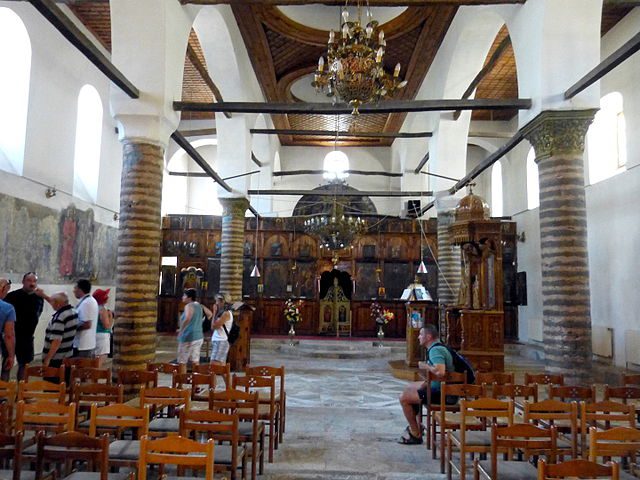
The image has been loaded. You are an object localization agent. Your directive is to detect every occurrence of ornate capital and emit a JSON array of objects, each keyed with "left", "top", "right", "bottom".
[
  {"left": 219, "top": 197, "right": 250, "bottom": 218},
  {"left": 522, "top": 109, "right": 597, "bottom": 161}
]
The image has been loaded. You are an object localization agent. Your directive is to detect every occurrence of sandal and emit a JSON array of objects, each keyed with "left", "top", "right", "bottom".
[{"left": 398, "top": 428, "right": 423, "bottom": 445}]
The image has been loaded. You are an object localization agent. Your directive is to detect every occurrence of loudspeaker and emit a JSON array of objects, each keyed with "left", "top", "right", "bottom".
[{"left": 407, "top": 200, "right": 421, "bottom": 218}]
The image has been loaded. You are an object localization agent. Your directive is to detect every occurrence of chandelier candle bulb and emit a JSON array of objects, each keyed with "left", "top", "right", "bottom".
[
  {"left": 376, "top": 47, "right": 384, "bottom": 63},
  {"left": 366, "top": 26, "right": 373, "bottom": 38},
  {"left": 329, "top": 30, "right": 335, "bottom": 43},
  {"left": 318, "top": 56, "right": 324, "bottom": 72},
  {"left": 342, "top": 10, "right": 349, "bottom": 22},
  {"left": 342, "top": 24, "right": 349, "bottom": 38},
  {"left": 378, "top": 30, "right": 384, "bottom": 43},
  {"left": 394, "top": 63, "right": 401, "bottom": 78}
]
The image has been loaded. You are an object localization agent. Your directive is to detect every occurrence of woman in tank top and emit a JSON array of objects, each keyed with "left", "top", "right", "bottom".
[
  {"left": 177, "top": 288, "right": 213, "bottom": 366},
  {"left": 210, "top": 292, "right": 233, "bottom": 364}
]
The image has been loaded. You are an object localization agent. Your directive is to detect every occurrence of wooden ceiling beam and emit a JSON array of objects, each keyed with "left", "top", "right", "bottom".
[
  {"left": 413, "top": 152, "right": 430, "bottom": 174},
  {"left": 175, "top": 98, "right": 531, "bottom": 115},
  {"left": 273, "top": 169, "right": 404, "bottom": 177},
  {"left": 27, "top": 0, "right": 139, "bottom": 98},
  {"left": 248, "top": 189, "right": 433, "bottom": 197},
  {"left": 185, "top": 43, "right": 231, "bottom": 119},
  {"left": 251, "top": 129, "right": 433, "bottom": 138},
  {"left": 178, "top": 128, "right": 217, "bottom": 137},
  {"left": 182, "top": 0, "right": 524, "bottom": 5}
]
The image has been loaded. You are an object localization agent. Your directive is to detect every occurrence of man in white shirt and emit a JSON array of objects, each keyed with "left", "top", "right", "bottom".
[{"left": 72, "top": 279, "right": 99, "bottom": 358}]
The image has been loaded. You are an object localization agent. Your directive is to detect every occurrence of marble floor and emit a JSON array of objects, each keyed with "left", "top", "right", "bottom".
[{"left": 154, "top": 336, "right": 547, "bottom": 479}]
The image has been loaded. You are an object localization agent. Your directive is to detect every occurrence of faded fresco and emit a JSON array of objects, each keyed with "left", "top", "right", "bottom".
[{"left": 0, "top": 193, "right": 117, "bottom": 284}]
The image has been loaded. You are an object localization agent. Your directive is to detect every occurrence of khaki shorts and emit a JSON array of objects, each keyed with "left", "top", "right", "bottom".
[
  {"left": 178, "top": 339, "right": 203, "bottom": 364},
  {"left": 95, "top": 333, "right": 111, "bottom": 356}
]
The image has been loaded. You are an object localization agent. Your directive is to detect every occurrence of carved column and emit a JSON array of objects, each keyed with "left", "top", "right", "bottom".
[
  {"left": 219, "top": 198, "right": 249, "bottom": 302},
  {"left": 436, "top": 197, "right": 461, "bottom": 334},
  {"left": 523, "top": 110, "right": 597, "bottom": 383},
  {"left": 114, "top": 141, "right": 164, "bottom": 370}
]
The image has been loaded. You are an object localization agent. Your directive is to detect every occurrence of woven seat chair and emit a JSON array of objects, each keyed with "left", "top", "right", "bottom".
[
  {"left": 137, "top": 435, "right": 214, "bottom": 480},
  {"left": 538, "top": 458, "right": 619, "bottom": 480},
  {"left": 245, "top": 365, "right": 286, "bottom": 441}
]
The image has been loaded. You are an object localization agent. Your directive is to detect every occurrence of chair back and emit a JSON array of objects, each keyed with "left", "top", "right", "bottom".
[
  {"left": 589, "top": 426, "right": 640, "bottom": 465},
  {"left": 524, "top": 399, "right": 579, "bottom": 458},
  {"left": 476, "top": 372, "right": 514, "bottom": 386},
  {"left": 0, "top": 432, "right": 24, "bottom": 480},
  {"left": 116, "top": 369, "right": 158, "bottom": 390},
  {"left": 140, "top": 386, "right": 190, "bottom": 418},
  {"left": 524, "top": 372, "right": 564, "bottom": 386},
  {"left": 459, "top": 397, "right": 513, "bottom": 431},
  {"left": 16, "top": 400, "right": 76, "bottom": 434},
  {"left": 35, "top": 431, "right": 109, "bottom": 480},
  {"left": 73, "top": 383, "right": 124, "bottom": 407},
  {"left": 138, "top": 435, "right": 214, "bottom": 480},
  {"left": 580, "top": 400, "right": 636, "bottom": 449},
  {"left": 25, "top": 365, "right": 65, "bottom": 384},
  {"left": 233, "top": 374, "right": 276, "bottom": 401},
  {"left": 18, "top": 380, "right": 66, "bottom": 403},
  {"left": 549, "top": 385, "right": 596, "bottom": 403},
  {"left": 246, "top": 365, "right": 285, "bottom": 393},
  {"left": 70, "top": 367, "right": 111, "bottom": 385},
  {"left": 194, "top": 363, "right": 231, "bottom": 389},
  {"left": 172, "top": 373, "right": 216, "bottom": 402},
  {"left": 604, "top": 386, "right": 640, "bottom": 404},
  {"left": 180, "top": 409, "right": 239, "bottom": 443},
  {"left": 622, "top": 374, "right": 640, "bottom": 386},
  {"left": 209, "top": 388, "right": 259, "bottom": 422},
  {"left": 491, "top": 383, "right": 538, "bottom": 402},
  {"left": 538, "top": 458, "right": 619, "bottom": 479},
  {"left": 146, "top": 362, "right": 185, "bottom": 376},
  {"left": 0, "top": 380, "right": 17, "bottom": 424},
  {"left": 89, "top": 403, "right": 149, "bottom": 438},
  {"left": 63, "top": 357, "right": 99, "bottom": 369}
]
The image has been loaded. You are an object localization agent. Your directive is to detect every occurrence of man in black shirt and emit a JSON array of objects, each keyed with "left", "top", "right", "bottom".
[{"left": 2, "top": 272, "right": 45, "bottom": 380}]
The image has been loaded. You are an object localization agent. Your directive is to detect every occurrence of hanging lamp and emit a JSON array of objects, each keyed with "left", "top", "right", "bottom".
[{"left": 250, "top": 194, "right": 261, "bottom": 278}]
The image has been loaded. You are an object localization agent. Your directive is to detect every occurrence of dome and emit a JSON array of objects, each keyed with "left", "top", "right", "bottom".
[{"left": 455, "top": 191, "right": 490, "bottom": 222}]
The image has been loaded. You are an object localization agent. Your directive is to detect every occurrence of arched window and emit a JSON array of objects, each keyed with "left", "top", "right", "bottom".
[
  {"left": 526, "top": 148, "right": 539, "bottom": 210},
  {"left": 323, "top": 150, "right": 349, "bottom": 180},
  {"left": 491, "top": 161, "right": 503, "bottom": 217},
  {"left": 587, "top": 92, "right": 627, "bottom": 184},
  {"left": 73, "top": 85, "right": 103, "bottom": 203},
  {"left": 0, "top": 8, "right": 31, "bottom": 175}
]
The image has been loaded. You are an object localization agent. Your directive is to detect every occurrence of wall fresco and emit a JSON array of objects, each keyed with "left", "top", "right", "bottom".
[{"left": 0, "top": 193, "right": 117, "bottom": 284}]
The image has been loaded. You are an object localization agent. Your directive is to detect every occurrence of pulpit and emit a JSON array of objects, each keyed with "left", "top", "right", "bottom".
[
  {"left": 444, "top": 189, "right": 505, "bottom": 372},
  {"left": 227, "top": 302, "right": 254, "bottom": 371}
]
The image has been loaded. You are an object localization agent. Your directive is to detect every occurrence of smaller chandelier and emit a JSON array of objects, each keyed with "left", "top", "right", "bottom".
[
  {"left": 303, "top": 199, "right": 367, "bottom": 250},
  {"left": 312, "top": 5, "right": 408, "bottom": 115}
]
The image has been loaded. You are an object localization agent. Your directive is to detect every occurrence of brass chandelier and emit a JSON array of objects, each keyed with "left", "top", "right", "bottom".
[
  {"left": 311, "top": 3, "right": 408, "bottom": 115},
  {"left": 303, "top": 197, "right": 367, "bottom": 250}
]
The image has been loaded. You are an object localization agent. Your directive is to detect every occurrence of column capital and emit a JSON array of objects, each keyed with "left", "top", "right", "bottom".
[
  {"left": 521, "top": 109, "right": 598, "bottom": 161},
  {"left": 220, "top": 197, "right": 250, "bottom": 218}
]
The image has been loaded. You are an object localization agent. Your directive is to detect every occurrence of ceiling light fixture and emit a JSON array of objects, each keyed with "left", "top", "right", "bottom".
[
  {"left": 312, "top": 2, "right": 407, "bottom": 115},
  {"left": 303, "top": 195, "right": 367, "bottom": 251}
]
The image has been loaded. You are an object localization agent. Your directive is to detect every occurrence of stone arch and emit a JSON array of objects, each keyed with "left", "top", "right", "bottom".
[{"left": 292, "top": 184, "right": 377, "bottom": 217}]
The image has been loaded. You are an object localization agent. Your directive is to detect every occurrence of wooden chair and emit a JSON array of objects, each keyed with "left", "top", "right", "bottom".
[
  {"left": 475, "top": 372, "right": 515, "bottom": 387},
  {"left": 447, "top": 397, "right": 514, "bottom": 480},
  {"left": 549, "top": 385, "right": 597, "bottom": 403},
  {"left": 35, "top": 431, "right": 129, "bottom": 480},
  {"left": 139, "top": 386, "right": 190, "bottom": 437},
  {"left": 622, "top": 374, "right": 640, "bottom": 386},
  {"left": 245, "top": 365, "right": 287, "bottom": 441},
  {"left": 210, "top": 388, "right": 264, "bottom": 480},
  {"left": 0, "top": 380, "right": 17, "bottom": 428},
  {"left": 537, "top": 458, "right": 619, "bottom": 480},
  {"left": 137, "top": 435, "right": 214, "bottom": 480},
  {"left": 580, "top": 401, "right": 636, "bottom": 458},
  {"left": 116, "top": 369, "right": 157, "bottom": 389},
  {"left": 524, "top": 399, "right": 579, "bottom": 460},
  {"left": 73, "top": 384, "right": 125, "bottom": 432},
  {"left": 0, "top": 431, "right": 26, "bottom": 480},
  {"left": 17, "top": 400, "right": 76, "bottom": 457},
  {"left": 63, "top": 358, "right": 99, "bottom": 370},
  {"left": 589, "top": 426, "right": 640, "bottom": 470},
  {"left": 180, "top": 409, "right": 247, "bottom": 480},
  {"left": 88, "top": 403, "right": 149, "bottom": 470},
  {"left": 70, "top": 367, "right": 111, "bottom": 386},
  {"left": 195, "top": 363, "right": 231, "bottom": 389},
  {"left": 25, "top": 365, "right": 65, "bottom": 384},
  {"left": 172, "top": 372, "right": 216, "bottom": 403},
  {"left": 233, "top": 374, "right": 279, "bottom": 463},
  {"left": 423, "top": 370, "right": 468, "bottom": 451},
  {"left": 524, "top": 373, "right": 565, "bottom": 386},
  {"left": 604, "top": 386, "right": 640, "bottom": 404},
  {"left": 145, "top": 362, "right": 185, "bottom": 376},
  {"left": 491, "top": 383, "right": 538, "bottom": 415},
  {"left": 17, "top": 380, "right": 66, "bottom": 403},
  {"left": 474, "top": 423, "right": 557, "bottom": 480}
]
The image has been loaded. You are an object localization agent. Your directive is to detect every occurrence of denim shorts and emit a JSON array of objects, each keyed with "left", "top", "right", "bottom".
[{"left": 210, "top": 340, "right": 230, "bottom": 363}]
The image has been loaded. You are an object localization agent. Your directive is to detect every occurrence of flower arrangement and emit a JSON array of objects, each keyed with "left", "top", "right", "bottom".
[
  {"left": 284, "top": 298, "right": 303, "bottom": 324},
  {"left": 371, "top": 302, "right": 394, "bottom": 325}
]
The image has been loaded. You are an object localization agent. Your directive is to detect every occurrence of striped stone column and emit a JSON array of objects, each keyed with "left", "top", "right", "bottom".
[
  {"left": 436, "top": 198, "right": 461, "bottom": 334},
  {"left": 219, "top": 198, "right": 249, "bottom": 302},
  {"left": 113, "top": 141, "right": 164, "bottom": 371},
  {"left": 523, "top": 110, "right": 597, "bottom": 384}
]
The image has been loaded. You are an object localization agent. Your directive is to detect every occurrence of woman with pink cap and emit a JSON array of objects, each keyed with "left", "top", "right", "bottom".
[{"left": 92, "top": 288, "right": 113, "bottom": 366}]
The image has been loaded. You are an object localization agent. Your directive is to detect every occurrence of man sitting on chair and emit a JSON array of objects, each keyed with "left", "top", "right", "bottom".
[{"left": 398, "top": 324, "right": 453, "bottom": 445}]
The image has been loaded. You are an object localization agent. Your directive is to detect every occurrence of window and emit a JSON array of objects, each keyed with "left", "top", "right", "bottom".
[
  {"left": 73, "top": 85, "right": 103, "bottom": 203},
  {"left": 491, "top": 161, "right": 503, "bottom": 217},
  {"left": 587, "top": 92, "right": 626, "bottom": 184},
  {"left": 0, "top": 8, "right": 31, "bottom": 175},
  {"left": 323, "top": 150, "right": 349, "bottom": 180},
  {"left": 526, "top": 148, "right": 539, "bottom": 210}
]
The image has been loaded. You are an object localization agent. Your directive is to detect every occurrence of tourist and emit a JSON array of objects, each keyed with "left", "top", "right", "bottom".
[
  {"left": 398, "top": 324, "right": 453, "bottom": 445},
  {"left": 42, "top": 292, "right": 78, "bottom": 378},
  {"left": 72, "top": 279, "right": 99, "bottom": 358},
  {"left": 0, "top": 278, "right": 16, "bottom": 380},
  {"left": 92, "top": 288, "right": 113, "bottom": 367},
  {"left": 210, "top": 293, "right": 233, "bottom": 365},
  {"left": 2, "top": 272, "right": 45, "bottom": 380},
  {"left": 177, "top": 288, "right": 213, "bottom": 366}
]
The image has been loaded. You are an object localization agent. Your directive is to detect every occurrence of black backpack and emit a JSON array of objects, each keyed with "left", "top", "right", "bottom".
[
  {"left": 223, "top": 321, "right": 240, "bottom": 345},
  {"left": 428, "top": 343, "right": 476, "bottom": 384}
]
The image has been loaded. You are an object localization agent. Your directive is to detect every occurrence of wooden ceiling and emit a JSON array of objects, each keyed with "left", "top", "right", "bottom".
[{"left": 66, "top": 1, "right": 634, "bottom": 146}]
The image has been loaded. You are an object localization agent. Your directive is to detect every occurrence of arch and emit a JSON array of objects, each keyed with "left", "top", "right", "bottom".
[
  {"left": 292, "top": 183, "right": 377, "bottom": 217},
  {"left": 587, "top": 91, "right": 627, "bottom": 185},
  {"left": 73, "top": 85, "right": 103, "bottom": 203},
  {"left": 0, "top": 7, "right": 31, "bottom": 176},
  {"left": 526, "top": 147, "right": 539, "bottom": 210},
  {"left": 491, "top": 161, "right": 503, "bottom": 217}
]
